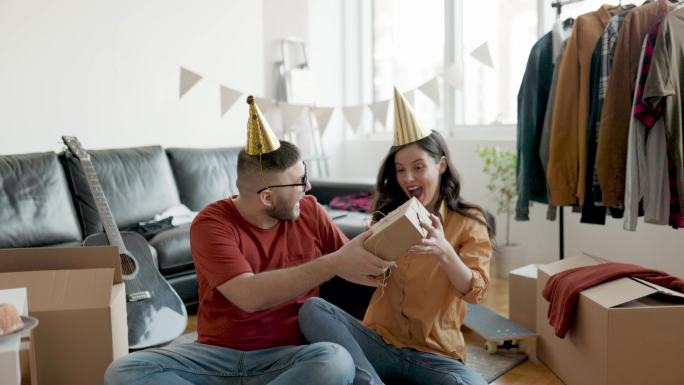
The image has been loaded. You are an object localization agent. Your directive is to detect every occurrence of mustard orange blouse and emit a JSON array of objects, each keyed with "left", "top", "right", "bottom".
[{"left": 362, "top": 203, "right": 492, "bottom": 361}]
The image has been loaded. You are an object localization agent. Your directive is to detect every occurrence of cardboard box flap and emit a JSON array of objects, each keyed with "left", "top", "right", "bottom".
[
  {"left": 539, "top": 254, "right": 601, "bottom": 276},
  {"left": 0, "top": 246, "right": 122, "bottom": 284},
  {"left": 631, "top": 278, "right": 684, "bottom": 299},
  {"left": 581, "top": 277, "right": 659, "bottom": 308},
  {"left": 510, "top": 264, "right": 538, "bottom": 278},
  {"left": 0, "top": 268, "right": 115, "bottom": 311}
]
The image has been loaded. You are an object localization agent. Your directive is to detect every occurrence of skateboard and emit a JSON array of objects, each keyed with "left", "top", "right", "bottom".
[{"left": 464, "top": 303, "right": 537, "bottom": 363}]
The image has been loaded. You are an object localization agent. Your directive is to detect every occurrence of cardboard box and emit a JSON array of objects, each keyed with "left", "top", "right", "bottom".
[
  {"left": 19, "top": 340, "right": 30, "bottom": 385},
  {"left": 536, "top": 254, "right": 684, "bottom": 385},
  {"left": 508, "top": 264, "right": 537, "bottom": 332},
  {"left": 0, "top": 246, "right": 128, "bottom": 385},
  {"left": 364, "top": 197, "right": 430, "bottom": 260}
]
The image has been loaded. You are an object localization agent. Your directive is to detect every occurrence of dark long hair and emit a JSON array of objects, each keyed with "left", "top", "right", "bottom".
[{"left": 372, "top": 131, "right": 494, "bottom": 241}]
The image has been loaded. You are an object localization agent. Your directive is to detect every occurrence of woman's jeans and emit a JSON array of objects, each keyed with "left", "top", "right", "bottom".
[
  {"left": 104, "top": 339, "right": 355, "bottom": 385},
  {"left": 298, "top": 297, "right": 487, "bottom": 385}
]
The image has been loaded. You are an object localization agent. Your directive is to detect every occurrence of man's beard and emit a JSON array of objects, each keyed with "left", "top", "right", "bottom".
[{"left": 266, "top": 199, "right": 300, "bottom": 221}]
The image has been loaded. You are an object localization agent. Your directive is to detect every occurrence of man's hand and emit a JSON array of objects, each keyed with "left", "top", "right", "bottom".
[
  {"left": 332, "top": 229, "right": 395, "bottom": 278},
  {"left": 0, "top": 303, "right": 23, "bottom": 336},
  {"left": 217, "top": 230, "right": 394, "bottom": 313}
]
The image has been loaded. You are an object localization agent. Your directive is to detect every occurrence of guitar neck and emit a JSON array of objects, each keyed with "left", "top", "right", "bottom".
[{"left": 79, "top": 158, "right": 126, "bottom": 252}]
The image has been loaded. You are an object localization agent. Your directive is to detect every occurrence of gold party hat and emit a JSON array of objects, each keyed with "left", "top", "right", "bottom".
[
  {"left": 245, "top": 95, "right": 280, "bottom": 155},
  {"left": 393, "top": 87, "right": 431, "bottom": 146}
]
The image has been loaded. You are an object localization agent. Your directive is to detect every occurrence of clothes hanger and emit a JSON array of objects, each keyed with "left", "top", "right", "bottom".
[{"left": 607, "top": 0, "right": 623, "bottom": 10}]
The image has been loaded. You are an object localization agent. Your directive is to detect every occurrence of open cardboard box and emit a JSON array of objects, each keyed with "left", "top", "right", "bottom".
[
  {"left": 0, "top": 246, "right": 128, "bottom": 385},
  {"left": 364, "top": 197, "right": 430, "bottom": 261},
  {"left": 536, "top": 254, "right": 684, "bottom": 385}
]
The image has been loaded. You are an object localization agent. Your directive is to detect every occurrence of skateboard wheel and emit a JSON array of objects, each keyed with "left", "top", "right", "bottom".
[
  {"left": 518, "top": 340, "right": 527, "bottom": 353},
  {"left": 484, "top": 341, "right": 497, "bottom": 354}
]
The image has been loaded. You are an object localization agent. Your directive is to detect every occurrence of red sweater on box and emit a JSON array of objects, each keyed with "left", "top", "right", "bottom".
[{"left": 542, "top": 262, "right": 684, "bottom": 338}]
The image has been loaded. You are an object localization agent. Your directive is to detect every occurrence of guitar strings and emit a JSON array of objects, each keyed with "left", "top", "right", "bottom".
[{"left": 84, "top": 159, "right": 142, "bottom": 294}]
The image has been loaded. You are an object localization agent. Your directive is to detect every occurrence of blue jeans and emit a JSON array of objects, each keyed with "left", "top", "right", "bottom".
[
  {"left": 299, "top": 297, "right": 487, "bottom": 385},
  {"left": 104, "top": 340, "right": 355, "bottom": 385}
]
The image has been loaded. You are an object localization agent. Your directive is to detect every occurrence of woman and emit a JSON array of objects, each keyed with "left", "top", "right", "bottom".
[{"left": 299, "top": 89, "right": 493, "bottom": 385}]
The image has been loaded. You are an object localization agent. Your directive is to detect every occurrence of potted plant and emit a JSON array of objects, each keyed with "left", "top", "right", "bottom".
[{"left": 476, "top": 146, "right": 524, "bottom": 277}]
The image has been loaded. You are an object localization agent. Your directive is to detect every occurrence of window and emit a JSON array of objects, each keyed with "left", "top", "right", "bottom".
[
  {"left": 370, "top": 0, "right": 616, "bottom": 135},
  {"left": 458, "top": 0, "right": 538, "bottom": 126},
  {"left": 372, "top": 0, "right": 444, "bottom": 133}
]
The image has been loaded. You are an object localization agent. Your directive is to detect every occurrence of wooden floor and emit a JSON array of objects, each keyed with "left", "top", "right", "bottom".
[{"left": 186, "top": 275, "right": 564, "bottom": 384}]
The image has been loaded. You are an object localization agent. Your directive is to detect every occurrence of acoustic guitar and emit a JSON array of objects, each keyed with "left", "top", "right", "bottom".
[{"left": 62, "top": 136, "right": 187, "bottom": 350}]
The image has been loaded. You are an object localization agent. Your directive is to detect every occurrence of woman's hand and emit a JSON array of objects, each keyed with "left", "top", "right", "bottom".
[
  {"left": 408, "top": 213, "right": 475, "bottom": 295},
  {"left": 408, "top": 213, "right": 457, "bottom": 262}
]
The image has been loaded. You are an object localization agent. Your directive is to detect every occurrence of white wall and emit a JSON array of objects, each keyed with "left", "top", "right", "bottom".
[
  {"left": 0, "top": 0, "right": 264, "bottom": 155},
  {"left": 0, "top": 0, "right": 355, "bottom": 170}
]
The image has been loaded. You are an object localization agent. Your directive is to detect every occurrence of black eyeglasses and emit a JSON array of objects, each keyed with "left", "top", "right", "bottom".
[{"left": 257, "top": 162, "right": 308, "bottom": 194}]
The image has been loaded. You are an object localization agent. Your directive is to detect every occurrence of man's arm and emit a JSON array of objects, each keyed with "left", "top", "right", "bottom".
[{"left": 217, "top": 229, "right": 393, "bottom": 312}]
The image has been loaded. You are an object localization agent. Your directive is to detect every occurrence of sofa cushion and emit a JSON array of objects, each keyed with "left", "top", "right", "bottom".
[
  {"left": 0, "top": 152, "right": 82, "bottom": 247},
  {"left": 148, "top": 224, "right": 193, "bottom": 275},
  {"left": 63, "top": 146, "right": 181, "bottom": 236},
  {"left": 166, "top": 147, "right": 239, "bottom": 211}
]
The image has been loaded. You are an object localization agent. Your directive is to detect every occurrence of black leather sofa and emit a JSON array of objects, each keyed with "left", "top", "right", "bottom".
[{"left": 0, "top": 146, "right": 374, "bottom": 315}]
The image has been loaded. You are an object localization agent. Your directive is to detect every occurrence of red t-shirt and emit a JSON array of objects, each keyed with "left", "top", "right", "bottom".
[{"left": 190, "top": 195, "right": 347, "bottom": 350}]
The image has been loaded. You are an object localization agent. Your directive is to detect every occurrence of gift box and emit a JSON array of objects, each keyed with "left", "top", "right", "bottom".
[{"left": 363, "top": 197, "right": 430, "bottom": 260}]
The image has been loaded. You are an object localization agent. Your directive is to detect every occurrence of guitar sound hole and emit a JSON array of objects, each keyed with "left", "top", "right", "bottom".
[{"left": 120, "top": 253, "right": 137, "bottom": 275}]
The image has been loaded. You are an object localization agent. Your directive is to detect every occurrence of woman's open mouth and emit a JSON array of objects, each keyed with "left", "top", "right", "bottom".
[{"left": 407, "top": 186, "right": 423, "bottom": 200}]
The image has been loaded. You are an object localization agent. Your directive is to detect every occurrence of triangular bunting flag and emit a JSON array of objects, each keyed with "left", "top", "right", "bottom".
[
  {"left": 281, "top": 103, "right": 305, "bottom": 133},
  {"left": 254, "top": 97, "right": 275, "bottom": 112},
  {"left": 442, "top": 63, "right": 463, "bottom": 91},
  {"left": 418, "top": 77, "right": 441, "bottom": 106},
  {"left": 311, "top": 106, "right": 335, "bottom": 135},
  {"left": 220, "top": 86, "right": 241, "bottom": 116},
  {"left": 179, "top": 67, "right": 202, "bottom": 98},
  {"left": 342, "top": 105, "right": 365, "bottom": 133},
  {"left": 470, "top": 42, "right": 494, "bottom": 68},
  {"left": 369, "top": 100, "right": 390, "bottom": 127}
]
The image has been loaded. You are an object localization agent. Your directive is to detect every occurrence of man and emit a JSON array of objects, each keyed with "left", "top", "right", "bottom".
[{"left": 105, "top": 96, "right": 393, "bottom": 385}]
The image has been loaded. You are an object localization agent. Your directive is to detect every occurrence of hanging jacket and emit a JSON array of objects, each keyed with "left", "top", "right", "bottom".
[
  {"left": 596, "top": 0, "right": 674, "bottom": 206},
  {"left": 547, "top": 5, "right": 625, "bottom": 206},
  {"left": 516, "top": 32, "right": 553, "bottom": 221}
]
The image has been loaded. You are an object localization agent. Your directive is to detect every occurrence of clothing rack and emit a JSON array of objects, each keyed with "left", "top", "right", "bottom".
[
  {"left": 549, "top": 0, "right": 585, "bottom": 259},
  {"left": 551, "top": 0, "right": 585, "bottom": 17}
]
